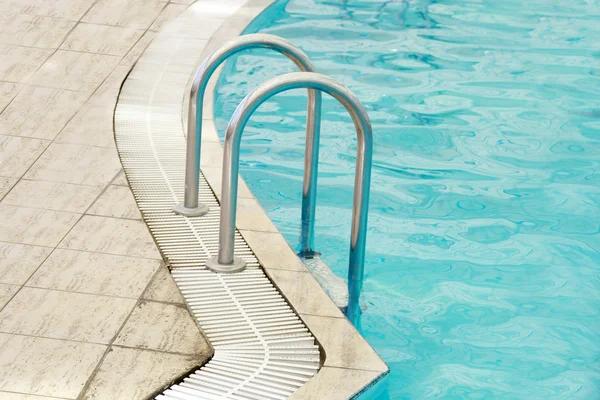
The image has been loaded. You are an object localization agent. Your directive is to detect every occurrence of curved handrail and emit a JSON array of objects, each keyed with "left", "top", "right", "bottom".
[
  {"left": 206, "top": 72, "right": 373, "bottom": 323},
  {"left": 175, "top": 34, "right": 322, "bottom": 256}
]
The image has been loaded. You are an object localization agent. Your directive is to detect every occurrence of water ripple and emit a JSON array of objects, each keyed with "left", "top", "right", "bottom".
[{"left": 213, "top": 0, "right": 600, "bottom": 398}]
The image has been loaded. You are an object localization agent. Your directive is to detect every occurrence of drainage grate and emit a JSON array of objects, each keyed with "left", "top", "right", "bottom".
[{"left": 113, "top": 8, "right": 320, "bottom": 400}]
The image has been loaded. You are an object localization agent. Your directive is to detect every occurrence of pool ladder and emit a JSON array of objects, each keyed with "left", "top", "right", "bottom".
[{"left": 173, "top": 34, "right": 373, "bottom": 324}]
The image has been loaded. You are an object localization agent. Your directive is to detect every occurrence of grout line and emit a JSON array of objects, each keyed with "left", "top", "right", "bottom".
[{"left": 0, "top": 388, "right": 72, "bottom": 399}]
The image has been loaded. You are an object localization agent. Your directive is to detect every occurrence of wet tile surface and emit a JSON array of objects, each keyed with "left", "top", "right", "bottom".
[
  {"left": 0, "top": 86, "right": 87, "bottom": 140},
  {"left": 0, "top": 204, "right": 80, "bottom": 247},
  {"left": 115, "top": 301, "right": 208, "bottom": 355},
  {"left": 59, "top": 215, "right": 161, "bottom": 259},
  {"left": 81, "top": 346, "right": 200, "bottom": 400},
  {"left": 0, "top": 135, "right": 49, "bottom": 178},
  {"left": 61, "top": 23, "right": 144, "bottom": 56},
  {"left": 3, "top": 180, "right": 102, "bottom": 213},
  {"left": 0, "top": 242, "right": 52, "bottom": 285},
  {"left": 87, "top": 185, "right": 141, "bottom": 219},
  {"left": 0, "top": 333, "right": 105, "bottom": 398},
  {"left": 30, "top": 50, "right": 120, "bottom": 92},
  {"left": 0, "top": 287, "right": 136, "bottom": 343},
  {"left": 25, "top": 143, "right": 121, "bottom": 186},
  {"left": 27, "top": 249, "right": 159, "bottom": 298}
]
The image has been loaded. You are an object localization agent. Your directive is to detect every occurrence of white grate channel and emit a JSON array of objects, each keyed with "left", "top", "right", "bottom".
[{"left": 113, "top": 10, "right": 320, "bottom": 400}]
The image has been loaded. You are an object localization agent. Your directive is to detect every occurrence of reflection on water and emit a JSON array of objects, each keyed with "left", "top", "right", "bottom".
[{"left": 214, "top": 0, "right": 600, "bottom": 398}]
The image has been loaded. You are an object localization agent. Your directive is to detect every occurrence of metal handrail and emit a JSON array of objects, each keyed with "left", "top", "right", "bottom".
[
  {"left": 174, "top": 34, "right": 322, "bottom": 256},
  {"left": 206, "top": 72, "right": 373, "bottom": 324}
]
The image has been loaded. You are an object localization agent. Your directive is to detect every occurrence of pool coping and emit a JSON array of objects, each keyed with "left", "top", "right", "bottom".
[{"left": 194, "top": 0, "right": 389, "bottom": 398}]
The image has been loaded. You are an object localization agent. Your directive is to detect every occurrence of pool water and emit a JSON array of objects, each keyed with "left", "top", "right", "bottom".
[{"left": 213, "top": 0, "right": 600, "bottom": 398}]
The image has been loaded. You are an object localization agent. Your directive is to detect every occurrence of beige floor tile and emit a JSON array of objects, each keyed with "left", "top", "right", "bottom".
[
  {"left": 267, "top": 269, "right": 344, "bottom": 318},
  {"left": 0, "top": 86, "right": 87, "bottom": 140},
  {"left": 83, "top": 0, "right": 168, "bottom": 30},
  {"left": 81, "top": 346, "right": 200, "bottom": 400},
  {"left": 55, "top": 104, "right": 115, "bottom": 148},
  {"left": 121, "top": 31, "right": 156, "bottom": 66},
  {"left": 239, "top": 230, "right": 306, "bottom": 271},
  {"left": 0, "top": 242, "right": 52, "bottom": 285},
  {"left": 24, "top": 143, "right": 121, "bottom": 186},
  {"left": 0, "top": 284, "right": 19, "bottom": 309},
  {"left": 0, "top": 177, "right": 17, "bottom": 200},
  {"left": 111, "top": 169, "right": 129, "bottom": 186},
  {"left": 0, "top": 82, "right": 22, "bottom": 112},
  {"left": 0, "top": 135, "right": 49, "bottom": 178},
  {"left": 0, "top": 0, "right": 97, "bottom": 21},
  {"left": 0, "top": 392, "right": 69, "bottom": 400},
  {"left": 115, "top": 301, "right": 208, "bottom": 355},
  {"left": 142, "top": 266, "right": 185, "bottom": 304},
  {"left": 29, "top": 50, "right": 120, "bottom": 92},
  {"left": 0, "top": 14, "right": 75, "bottom": 49},
  {"left": 0, "top": 287, "right": 136, "bottom": 343},
  {"left": 236, "top": 197, "right": 278, "bottom": 233},
  {"left": 0, "top": 205, "right": 79, "bottom": 247},
  {"left": 3, "top": 180, "right": 102, "bottom": 213},
  {"left": 169, "top": 0, "right": 194, "bottom": 4},
  {"left": 300, "top": 314, "right": 388, "bottom": 372},
  {"left": 86, "top": 65, "right": 131, "bottom": 107},
  {"left": 289, "top": 366, "right": 382, "bottom": 400},
  {"left": 28, "top": 249, "right": 159, "bottom": 298},
  {"left": 0, "top": 333, "right": 105, "bottom": 398},
  {"left": 87, "top": 185, "right": 141, "bottom": 219},
  {"left": 0, "top": 45, "right": 52, "bottom": 83},
  {"left": 149, "top": 3, "right": 188, "bottom": 32},
  {"left": 61, "top": 23, "right": 144, "bottom": 56},
  {"left": 59, "top": 215, "right": 161, "bottom": 259}
]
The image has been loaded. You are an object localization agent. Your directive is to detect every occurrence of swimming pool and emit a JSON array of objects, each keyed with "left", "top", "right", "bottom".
[{"left": 213, "top": 0, "right": 600, "bottom": 398}]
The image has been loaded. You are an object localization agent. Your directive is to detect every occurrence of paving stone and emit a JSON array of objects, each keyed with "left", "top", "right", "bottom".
[
  {"left": 0, "top": 242, "right": 52, "bottom": 285},
  {"left": 115, "top": 301, "right": 209, "bottom": 355},
  {"left": 81, "top": 346, "right": 201, "bottom": 400},
  {"left": 0, "top": 287, "right": 136, "bottom": 343},
  {"left": 0, "top": 13, "right": 74, "bottom": 49},
  {"left": 0, "top": 135, "right": 49, "bottom": 178},
  {"left": 25, "top": 143, "right": 121, "bottom": 186},
  {"left": 3, "top": 180, "right": 102, "bottom": 213},
  {"left": 0, "top": 333, "right": 105, "bottom": 398},
  {"left": 0, "top": 86, "right": 87, "bottom": 141},
  {"left": 59, "top": 215, "right": 161, "bottom": 259},
  {"left": 142, "top": 266, "right": 185, "bottom": 304},
  {"left": 0, "top": 45, "right": 52, "bottom": 83},
  {"left": 87, "top": 185, "right": 141, "bottom": 220},
  {"left": 83, "top": 0, "right": 167, "bottom": 30},
  {"left": 30, "top": 50, "right": 120, "bottom": 92},
  {"left": 55, "top": 104, "right": 116, "bottom": 148},
  {"left": 0, "top": 204, "right": 79, "bottom": 247},
  {"left": 61, "top": 23, "right": 144, "bottom": 56},
  {"left": 27, "top": 249, "right": 159, "bottom": 298}
]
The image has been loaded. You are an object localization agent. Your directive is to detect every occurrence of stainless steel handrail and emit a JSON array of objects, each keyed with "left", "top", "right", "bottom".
[
  {"left": 174, "top": 34, "right": 322, "bottom": 257},
  {"left": 206, "top": 72, "right": 373, "bottom": 324}
]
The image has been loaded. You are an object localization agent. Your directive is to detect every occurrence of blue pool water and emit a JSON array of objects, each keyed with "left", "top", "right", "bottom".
[{"left": 213, "top": 0, "right": 600, "bottom": 398}]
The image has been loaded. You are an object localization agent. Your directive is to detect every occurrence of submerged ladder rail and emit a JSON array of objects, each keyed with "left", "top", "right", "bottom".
[{"left": 207, "top": 72, "right": 374, "bottom": 324}]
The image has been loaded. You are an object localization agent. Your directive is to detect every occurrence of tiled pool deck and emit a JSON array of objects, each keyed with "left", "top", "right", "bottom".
[{"left": 0, "top": 0, "right": 387, "bottom": 398}]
